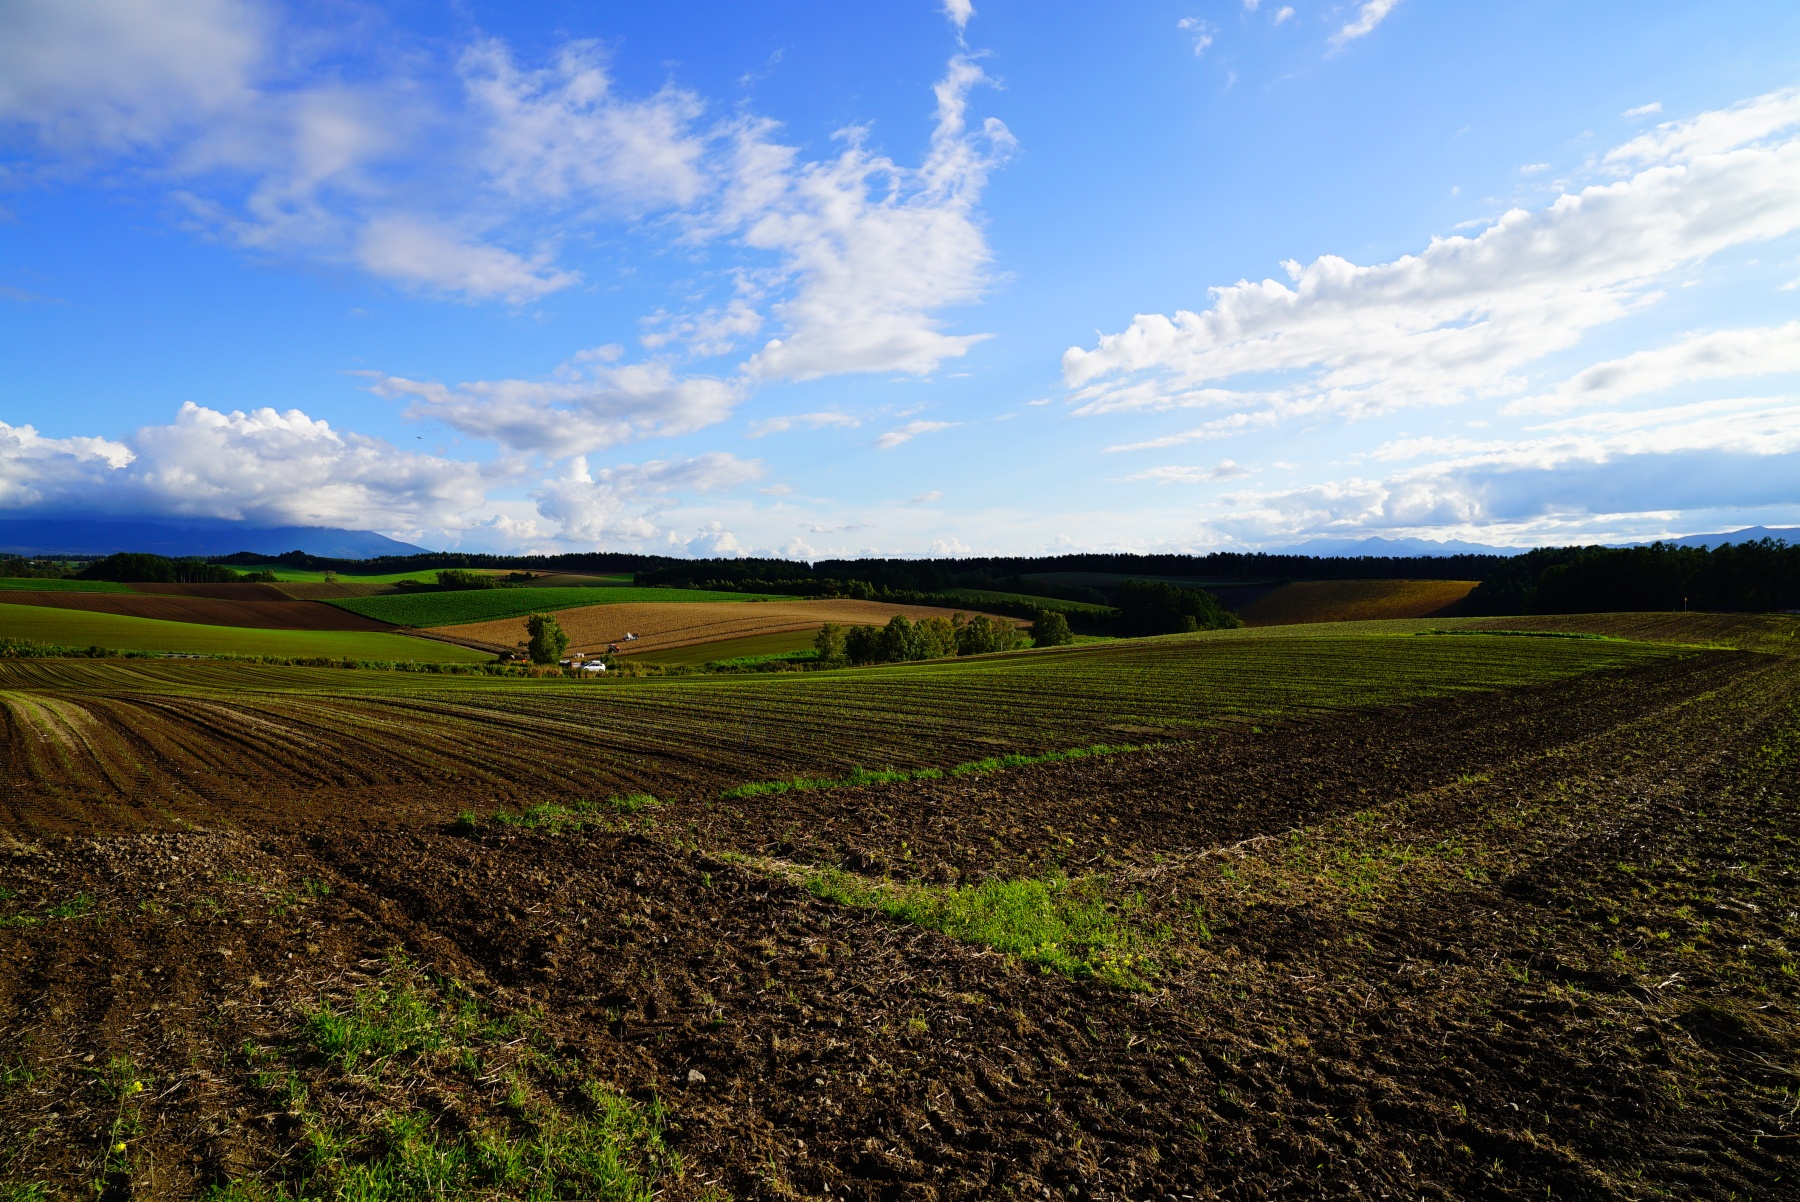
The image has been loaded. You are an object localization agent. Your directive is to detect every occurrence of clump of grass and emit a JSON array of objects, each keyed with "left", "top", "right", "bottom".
[
  {"left": 720, "top": 743, "right": 1151, "bottom": 803},
  {"left": 216, "top": 960, "right": 684, "bottom": 1200},
  {"left": 804, "top": 868, "right": 1162, "bottom": 990},
  {"left": 455, "top": 794, "right": 661, "bottom": 835}
]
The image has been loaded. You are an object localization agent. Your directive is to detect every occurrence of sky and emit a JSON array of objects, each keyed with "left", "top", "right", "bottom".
[{"left": 2, "top": 0, "right": 1798, "bottom": 558}]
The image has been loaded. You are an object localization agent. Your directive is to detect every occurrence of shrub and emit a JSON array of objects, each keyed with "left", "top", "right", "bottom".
[
  {"left": 1030, "top": 608, "right": 1074, "bottom": 647},
  {"left": 525, "top": 613, "right": 569, "bottom": 664}
]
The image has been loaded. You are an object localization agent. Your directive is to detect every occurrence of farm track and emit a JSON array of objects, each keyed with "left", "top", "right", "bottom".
[{"left": 2, "top": 633, "right": 1798, "bottom": 1199}]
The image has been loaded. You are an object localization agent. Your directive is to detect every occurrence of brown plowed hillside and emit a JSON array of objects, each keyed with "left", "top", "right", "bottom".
[
  {"left": 433, "top": 598, "right": 1022, "bottom": 655},
  {"left": 128, "top": 582, "right": 294, "bottom": 599},
  {"left": 1240, "top": 578, "right": 1477, "bottom": 625},
  {"left": 270, "top": 581, "right": 395, "bottom": 600},
  {"left": 0, "top": 590, "right": 397, "bottom": 631}
]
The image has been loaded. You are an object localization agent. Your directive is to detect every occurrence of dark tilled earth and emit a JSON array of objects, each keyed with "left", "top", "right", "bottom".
[{"left": 3, "top": 648, "right": 1799, "bottom": 1200}]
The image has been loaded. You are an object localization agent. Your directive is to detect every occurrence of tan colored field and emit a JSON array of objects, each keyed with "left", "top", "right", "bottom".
[
  {"left": 430, "top": 598, "right": 1019, "bottom": 654},
  {"left": 1240, "top": 579, "right": 1478, "bottom": 626}
]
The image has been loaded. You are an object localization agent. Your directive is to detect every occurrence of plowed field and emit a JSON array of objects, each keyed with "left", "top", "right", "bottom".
[
  {"left": 0, "top": 590, "right": 395, "bottom": 631},
  {"left": 2, "top": 615, "right": 1796, "bottom": 1202},
  {"left": 433, "top": 598, "right": 1023, "bottom": 655},
  {"left": 1241, "top": 578, "right": 1477, "bottom": 625}
]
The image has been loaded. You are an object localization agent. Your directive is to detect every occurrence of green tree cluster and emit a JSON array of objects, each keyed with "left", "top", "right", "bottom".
[
  {"left": 77, "top": 553, "right": 248, "bottom": 584},
  {"left": 437, "top": 568, "right": 502, "bottom": 590},
  {"left": 1029, "top": 608, "right": 1074, "bottom": 647},
  {"left": 525, "top": 613, "right": 569, "bottom": 664},
  {"left": 828, "top": 613, "right": 1030, "bottom": 667},
  {"left": 1112, "top": 580, "right": 1243, "bottom": 635},
  {"left": 1466, "top": 538, "right": 1800, "bottom": 615}
]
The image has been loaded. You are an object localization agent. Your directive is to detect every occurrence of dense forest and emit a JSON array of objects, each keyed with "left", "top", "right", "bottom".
[{"left": 1466, "top": 540, "right": 1800, "bottom": 615}]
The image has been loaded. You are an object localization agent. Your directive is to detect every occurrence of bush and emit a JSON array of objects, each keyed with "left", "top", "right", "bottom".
[
  {"left": 525, "top": 613, "right": 569, "bottom": 664},
  {"left": 1030, "top": 608, "right": 1074, "bottom": 647}
]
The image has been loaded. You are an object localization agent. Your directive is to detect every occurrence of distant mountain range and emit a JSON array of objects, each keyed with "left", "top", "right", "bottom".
[
  {"left": 0, "top": 517, "right": 425, "bottom": 559},
  {"left": 1272, "top": 527, "right": 1798, "bottom": 558}
]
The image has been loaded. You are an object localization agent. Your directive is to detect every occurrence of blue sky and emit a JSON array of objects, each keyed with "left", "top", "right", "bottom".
[{"left": 2, "top": 0, "right": 1798, "bottom": 556}]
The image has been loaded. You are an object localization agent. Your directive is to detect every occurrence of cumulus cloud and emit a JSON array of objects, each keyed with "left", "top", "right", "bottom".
[
  {"left": 370, "top": 358, "right": 740, "bottom": 455},
  {"left": 875, "top": 420, "right": 960, "bottom": 449},
  {"left": 941, "top": 0, "right": 975, "bottom": 33},
  {"left": 1606, "top": 85, "right": 1800, "bottom": 166},
  {"left": 1126, "top": 460, "right": 1248, "bottom": 484},
  {"left": 0, "top": 403, "right": 488, "bottom": 530},
  {"left": 533, "top": 451, "right": 762, "bottom": 543},
  {"left": 1330, "top": 0, "right": 1401, "bottom": 48},
  {"left": 1064, "top": 94, "right": 1800, "bottom": 425}
]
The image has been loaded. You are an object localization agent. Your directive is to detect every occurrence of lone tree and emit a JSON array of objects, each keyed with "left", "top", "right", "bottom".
[
  {"left": 813, "top": 622, "right": 847, "bottom": 667},
  {"left": 526, "top": 613, "right": 569, "bottom": 664},
  {"left": 1029, "top": 608, "right": 1074, "bottom": 648}
]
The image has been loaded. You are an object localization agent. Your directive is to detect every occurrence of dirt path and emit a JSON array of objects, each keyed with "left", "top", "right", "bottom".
[{"left": 3, "top": 649, "right": 1796, "bottom": 1198}]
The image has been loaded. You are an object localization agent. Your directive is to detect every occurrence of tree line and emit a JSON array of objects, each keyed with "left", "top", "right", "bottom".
[
  {"left": 813, "top": 610, "right": 1070, "bottom": 667},
  {"left": 76, "top": 553, "right": 277, "bottom": 585},
  {"left": 1466, "top": 539, "right": 1800, "bottom": 615}
]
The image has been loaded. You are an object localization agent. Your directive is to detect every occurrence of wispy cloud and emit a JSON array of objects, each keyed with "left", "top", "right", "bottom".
[
  {"left": 746, "top": 411, "right": 862, "bottom": 438},
  {"left": 1125, "top": 460, "right": 1249, "bottom": 484},
  {"left": 875, "top": 420, "right": 960, "bottom": 450},
  {"left": 1330, "top": 0, "right": 1401, "bottom": 49}
]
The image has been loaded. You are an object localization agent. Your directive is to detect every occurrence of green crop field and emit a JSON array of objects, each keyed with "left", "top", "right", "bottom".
[
  {"left": 0, "top": 578, "right": 135, "bottom": 593},
  {"left": 0, "top": 602, "right": 491, "bottom": 661},
  {"left": 631, "top": 629, "right": 821, "bottom": 665},
  {"left": 330, "top": 585, "right": 798, "bottom": 628}
]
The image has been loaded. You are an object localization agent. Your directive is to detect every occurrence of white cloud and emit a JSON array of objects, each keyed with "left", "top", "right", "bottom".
[
  {"left": 746, "top": 411, "right": 862, "bottom": 438},
  {"left": 0, "top": 0, "right": 264, "bottom": 155},
  {"left": 1623, "top": 102, "right": 1663, "bottom": 120},
  {"left": 1064, "top": 108, "right": 1800, "bottom": 424},
  {"left": 533, "top": 452, "right": 762, "bottom": 543},
  {"left": 1519, "top": 162, "right": 1550, "bottom": 175},
  {"left": 355, "top": 218, "right": 580, "bottom": 303},
  {"left": 1330, "top": 0, "right": 1401, "bottom": 48},
  {"left": 1178, "top": 18, "right": 1216, "bottom": 56},
  {"left": 941, "top": 0, "right": 975, "bottom": 33},
  {"left": 1606, "top": 85, "right": 1800, "bottom": 166},
  {"left": 875, "top": 420, "right": 960, "bottom": 449},
  {"left": 729, "top": 56, "right": 1011, "bottom": 382},
  {"left": 639, "top": 296, "right": 763, "bottom": 356},
  {"left": 0, "top": 403, "right": 488, "bottom": 531},
  {"left": 1506, "top": 322, "right": 1800, "bottom": 414},
  {"left": 460, "top": 39, "right": 709, "bottom": 212},
  {"left": 370, "top": 359, "right": 740, "bottom": 455},
  {"left": 909, "top": 490, "right": 945, "bottom": 504},
  {"left": 685, "top": 522, "right": 745, "bottom": 557},
  {"left": 1126, "top": 460, "right": 1249, "bottom": 484},
  {"left": 1274, "top": 6, "right": 1295, "bottom": 24}
]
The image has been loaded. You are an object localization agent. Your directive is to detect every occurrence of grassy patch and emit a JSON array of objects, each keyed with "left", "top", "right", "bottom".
[
  {"left": 0, "top": 579, "right": 135, "bottom": 593},
  {"left": 214, "top": 960, "right": 685, "bottom": 1201},
  {"left": 454, "top": 794, "right": 661, "bottom": 835},
  {"left": 720, "top": 743, "right": 1151, "bottom": 801},
  {"left": 804, "top": 869, "right": 1162, "bottom": 989},
  {"left": 329, "top": 586, "right": 796, "bottom": 629}
]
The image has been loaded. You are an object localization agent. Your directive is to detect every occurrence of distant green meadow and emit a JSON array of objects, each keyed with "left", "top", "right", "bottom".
[
  {"left": 332, "top": 586, "right": 797, "bottom": 628},
  {"left": 0, "top": 578, "right": 136, "bottom": 593},
  {"left": 0, "top": 602, "right": 490, "bottom": 661}
]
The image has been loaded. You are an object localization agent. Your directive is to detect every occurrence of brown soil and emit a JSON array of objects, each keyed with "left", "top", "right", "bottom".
[
  {"left": 435, "top": 599, "right": 1022, "bottom": 656},
  {"left": 128, "top": 583, "right": 297, "bottom": 600},
  {"left": 3, "top": 639, "right": 1797, "bottom": 1200},
  {"left": 1242, "top": 579, "right": 1477, "bottom": 625},
  {"left": 0, "top": 590, "right": 397, "bottom": 631},
  {"left": 269, "top": 582, "right": 395, "bottom": 600}
]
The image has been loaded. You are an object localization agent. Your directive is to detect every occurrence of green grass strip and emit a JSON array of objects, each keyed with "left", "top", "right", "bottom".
[
  {"left": 1414, "top": 629, "right": 1620, "bottom": 641},
  {"left": 719, "top": 742, "right": 1153, "bottom": 802},
  {"left": 803, "top": 868, "right": 1162, "bottom": 990},
  {"left": 453, "top": 793, "right": 660, "bottom": 835}
]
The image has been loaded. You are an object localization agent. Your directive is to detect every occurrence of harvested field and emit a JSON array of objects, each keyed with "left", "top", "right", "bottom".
[
  {"left": 435, "top": 598, "right": 1024, "bottom": 655},
  {"left": 0, "top": 604, "right": 491, "bottom": 662},
  {"left": 1241, "top": 577, "right": 1478, "bottom": 625},
  {"left": 0, "top": 590, "right": 396, "bottom": 631},
  {"left": 2, "top": 615, "right": 1796, "bottom": 1201}
]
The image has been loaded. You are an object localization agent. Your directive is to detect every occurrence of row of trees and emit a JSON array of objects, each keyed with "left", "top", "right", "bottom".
[
  {"left": 77, "top": 553, "right": 276, "bottom": 584},
  {"left": 813, "top": 610, "right": 1072, "bottom": 667},
  {"left": 1466, "top": 539, "right": 1800, "bottom": 615}
]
